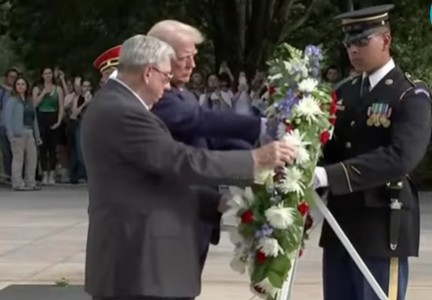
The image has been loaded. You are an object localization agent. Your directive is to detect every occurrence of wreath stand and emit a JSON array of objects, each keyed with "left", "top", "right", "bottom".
[{"left": 277, "top": 192, "right": 389, "bottom": 300}]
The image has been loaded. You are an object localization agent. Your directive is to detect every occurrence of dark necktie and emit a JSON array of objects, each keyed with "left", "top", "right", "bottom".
[{"left": 361, "top": 76, "right": 370, "bottom": 97}]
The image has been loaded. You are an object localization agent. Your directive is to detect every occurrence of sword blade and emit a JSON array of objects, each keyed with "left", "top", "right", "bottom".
[{"left": 313, "top": 192, "right": 389, "bottom": 300}]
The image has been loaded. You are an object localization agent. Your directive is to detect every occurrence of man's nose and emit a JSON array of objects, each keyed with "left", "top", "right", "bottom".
[
  {"left": 186, "top": 56, "right": 196, "bottom": 69},
  {"left": 346, "top": 44, "right": 359, "bottom": 54}
]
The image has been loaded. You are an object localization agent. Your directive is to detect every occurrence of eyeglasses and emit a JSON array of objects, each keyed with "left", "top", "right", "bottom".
[
  {"left": 343, "top": 36, "right": 373, "bottom": 48},
  {"left": 151, "top": 67, "right": 173, "bottom": 84}
]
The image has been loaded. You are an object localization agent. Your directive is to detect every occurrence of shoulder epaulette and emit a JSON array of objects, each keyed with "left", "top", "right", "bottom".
[{"left": 400, "top": 73, "right": 431, "bottom": 100}]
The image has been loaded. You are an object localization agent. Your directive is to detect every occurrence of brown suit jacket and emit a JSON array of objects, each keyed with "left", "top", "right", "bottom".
[{"left": 81, "top": 79, "right": 254, "bottom": 298}]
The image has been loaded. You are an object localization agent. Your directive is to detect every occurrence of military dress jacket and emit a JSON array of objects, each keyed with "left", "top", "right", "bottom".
[{"left": 319, "top": 65, "right": 432, "bottom": 257}]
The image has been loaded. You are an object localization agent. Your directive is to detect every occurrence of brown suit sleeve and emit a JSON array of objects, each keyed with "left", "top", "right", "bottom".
[{"left": 119, "top": 109, "right": 255, "bottom": 187}]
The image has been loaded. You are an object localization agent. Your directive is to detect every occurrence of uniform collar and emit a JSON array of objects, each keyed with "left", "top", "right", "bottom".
[{"left": 363, "top": 58, "right": 395, "bottom": 89}]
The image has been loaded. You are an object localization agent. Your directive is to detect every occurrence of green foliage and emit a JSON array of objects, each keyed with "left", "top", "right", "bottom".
[
  {"left": 390, "top": 0, "right": 432, "bottom": 85},
  {"left": 0, "top": 34, "right": 23, "bottom": 73}
]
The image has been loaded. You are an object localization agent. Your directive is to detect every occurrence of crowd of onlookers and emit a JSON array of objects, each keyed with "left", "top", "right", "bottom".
[
  {"left": 0, "top": 62, "right": 344, "bottom": 191},
  {"left": 0, "top": 66, "right": 94, "bottom": 190}
]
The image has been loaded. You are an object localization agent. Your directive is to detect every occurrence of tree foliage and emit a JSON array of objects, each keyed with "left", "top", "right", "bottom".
[
  {"left": 1, "top": 0, "right": 432, "bottom": 84},
  {"left": 3, "top": 0, "right": 333, "bottom": 79}
]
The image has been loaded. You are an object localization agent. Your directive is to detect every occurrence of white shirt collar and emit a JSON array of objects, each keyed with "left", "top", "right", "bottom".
[
  {"left": 109, "top": 76, "right": 149, "bottom": 110},
  {"left": 363, "top": 58, "right": 395, "bottom": 89}
]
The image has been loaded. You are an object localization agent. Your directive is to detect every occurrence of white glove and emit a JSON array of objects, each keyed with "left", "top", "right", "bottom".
[{"left": 311, "top": 167, "right": 328, "bottom": 189}]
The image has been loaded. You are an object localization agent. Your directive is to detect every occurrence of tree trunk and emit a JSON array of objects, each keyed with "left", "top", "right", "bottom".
[{"left": 207, "top": 0, "right": 324, "bottom": 80}]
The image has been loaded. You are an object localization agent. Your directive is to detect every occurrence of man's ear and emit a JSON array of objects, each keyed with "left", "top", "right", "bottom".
[
  {"left": 142, "top": 66, "right": 152, "bottom": 84},
  {"left": 382, "top": 32, "right": 392, "bottom": 51}
]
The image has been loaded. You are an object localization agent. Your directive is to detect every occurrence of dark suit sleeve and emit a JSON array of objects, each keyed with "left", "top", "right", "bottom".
[
  {"left": 325, "top": 87, "right": 432, "bottom": 195},
  {"left": 152, "top": 94, "right": 261, "bottom": 144},
  {"left": 119, "top": 108, "right": 255, "bottom": 187},
  {"left": 190, "top": 186, "right": 222, "bottom": 223}
]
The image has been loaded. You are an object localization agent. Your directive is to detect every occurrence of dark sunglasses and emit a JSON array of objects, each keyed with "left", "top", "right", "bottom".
[{"left": 343, "top": 35, "right": 373, "bottom": 48}]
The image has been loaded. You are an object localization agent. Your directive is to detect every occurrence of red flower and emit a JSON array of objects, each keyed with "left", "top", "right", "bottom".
[
  {"left": 299, "top": 248, "right": 304, "bottom": 258},
  {"left": 255, "top": 251, "right": 267, "bottom": 264},
  {"left": 305, "top": 214, "right": 314, "bottom": 230},
  {"left": 330, "top": 90, "right": 338, "bottom": 115},
  {"left": 240, "top": 210, "right": 254, "bottom": 224},
  {"left": 285, "top": 124, "right": 294, "bottom": 133},
  {"left": 268, "top": 86, "right": 276, "bottom": 96},
  {"left": 297, "top": 202, "right": 309, "bottom": 217},
  {"left": 329, "top": 117, "right": 336, "bottom": 125},
  {"left": 252, "top": 284, "right": 265, "bottom": 294},
  {"left": 320, "top": 131, "right": 330, "bottom": 144},
  {"left": 330, "top": 101, "right": 337, "bottom": 115},
  {"left": 331, "top": 90, "right": 338, "bottom": 103}
]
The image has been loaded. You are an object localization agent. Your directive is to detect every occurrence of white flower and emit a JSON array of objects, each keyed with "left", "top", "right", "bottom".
[
  {"left": 298, "top": 78, "right": 318, "bottom": 93},
  {"left": 277, "top": 123, "right": 287, "bottom": 139},
  {"left": 229, "top": 229, "right": 244, "bottom": 245},
  {"left": 268, "top": 73, "right": 283, "bottom": 81},
  {"left": 223, "top": 187, "right": 256, "bottom": 225},
  {"left": 230, "top": 250, "right": 248, "bottom": 274},
  {"left": 254, "top": 169, "right": 274, "bottom": 185},
  {"left": 226, "top": 187, "right": 254, "bottom": 209},
  {"left": 294, "top": 95, "right": 323, "bottom": 124},
  {"left": 257, "top": 237, "right": 284, "bottom": 257},
  {"left": 265, "top": 205, "right": 296, "bottom": 229},
  {"left": 282, "top": 129, "right": 311, "bottom": 164},
  {"left": 276, "top": 167, "right": 305, "bottom": 196},
  {"left": 254, "top": 277, "right": 281, "bottom": 298}
]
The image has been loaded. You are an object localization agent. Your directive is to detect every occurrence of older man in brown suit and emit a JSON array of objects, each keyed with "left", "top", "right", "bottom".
[{"left": 81, "top": 34, "right": 296, "bottom": 300}]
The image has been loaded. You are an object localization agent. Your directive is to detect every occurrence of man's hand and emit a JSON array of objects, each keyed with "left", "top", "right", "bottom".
[
  {"left": 252, "top": 141, "right": 296, "bottom": 170},
  {"left": 311, "top": 166, "right": 328, "bottom": 189}
]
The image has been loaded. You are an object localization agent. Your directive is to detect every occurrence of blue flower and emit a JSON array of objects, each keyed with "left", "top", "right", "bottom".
[
  {"left": 275, "top": 89, "right": 300, "bottom": 121},
  {"left": 304, "top": 45, "right": 322, "bottom": 60},
  {"left": 255, "top": 224, "right": 274, "bottom": 239},
  {"left": 265, "top": 118, "right": 279, "bottom": 140}
]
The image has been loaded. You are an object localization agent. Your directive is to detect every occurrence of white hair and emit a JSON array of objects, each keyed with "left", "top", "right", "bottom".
[
  {"left": 118, "top": 34, "right": 175, "bottom": 71},
  {"left": 147, "top": 20, "right": 204, "bottom": 47}
]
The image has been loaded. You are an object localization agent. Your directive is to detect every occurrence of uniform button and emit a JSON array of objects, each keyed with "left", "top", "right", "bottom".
[
  {"left": 346, "top": 142, "right": 352, "bottom": 148},
  {"left": 350, "top": 121, "right": 355, "bottom": 126}
]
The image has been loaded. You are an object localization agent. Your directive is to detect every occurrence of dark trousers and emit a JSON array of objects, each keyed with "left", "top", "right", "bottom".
[
  {"left": 0, "top": 125, "right": 12, "bottom": 178},
  {"left": 93, "top": 297, "right": 192, "bottom": 300},
  {"left": 38, "top": 111, "right": 58, "bottom": 171},
  {"left": 68, "top": 120, "right": 86, "bottom": 183},
  {"left": 323, "top": 246, "right": 408, "bottom": 300}
]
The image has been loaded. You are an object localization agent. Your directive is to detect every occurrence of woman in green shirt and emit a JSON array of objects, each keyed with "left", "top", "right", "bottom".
[{"left": 32, "top": 67, "right": 64, "bottom": 185}]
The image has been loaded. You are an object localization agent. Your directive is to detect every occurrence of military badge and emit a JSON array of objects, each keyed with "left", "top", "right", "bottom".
[
  {"left": 366, "top": 103, "right": 392, "bottom": 127},
  {"left": 385, "top": 79, "right": 393, "bottom": 85}
]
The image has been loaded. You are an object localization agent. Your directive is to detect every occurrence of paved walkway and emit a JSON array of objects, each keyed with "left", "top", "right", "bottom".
[{"left": 0, "top": 186, "right": 431, "bottom": 299}]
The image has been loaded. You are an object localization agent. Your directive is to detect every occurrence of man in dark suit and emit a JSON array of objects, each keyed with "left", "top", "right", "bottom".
[
  {"left": 81, "top": 34, "right": 296, "bottom": 300},
  {"left": 312, "top": 5, "right": 431, "bottom": 300},
  {"left": 147, "top": 20, "right": 264, "bottom": 276}
]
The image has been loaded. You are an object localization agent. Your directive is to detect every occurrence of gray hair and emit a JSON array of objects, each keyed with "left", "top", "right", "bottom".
[
  {"left": 118, "top": 34, "right": 175, "bottom": 71},
  {"left": 147, "top": 20, "right": 204, "bottom": 46}
]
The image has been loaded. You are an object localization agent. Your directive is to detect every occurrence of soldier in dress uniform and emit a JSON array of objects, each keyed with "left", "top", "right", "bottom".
[
  {"left": 93, "top": 45, "right": 121, "bottom": 86},
  {"left": 313, "top": 4, "right": 432, "bottom": 300}
]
